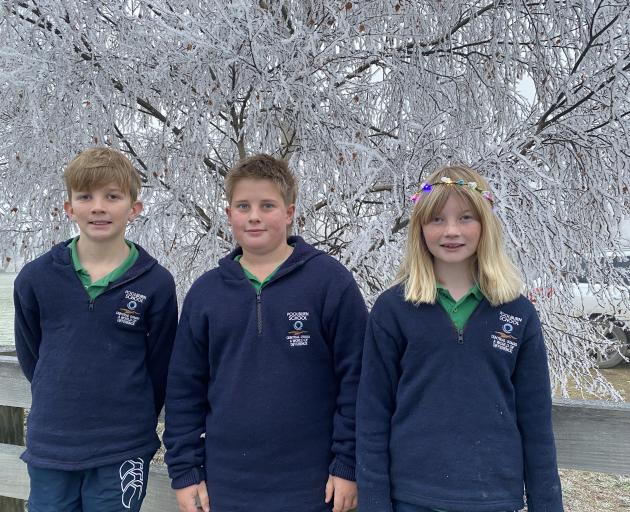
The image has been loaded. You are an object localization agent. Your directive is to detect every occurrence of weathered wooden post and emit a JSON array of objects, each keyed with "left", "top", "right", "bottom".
[{"left": 0, "top": 348, "right": 25, "bottom": 512}]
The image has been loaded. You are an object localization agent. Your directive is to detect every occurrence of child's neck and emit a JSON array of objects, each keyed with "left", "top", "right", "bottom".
[
  {"left": 76, "top": 236, "right": 130, "bottom": 281},
  {"left": 240, "top": 243, "right": 293, "bottom": 282},
  {"left": 434, "top": 261, "right": 475, "bottom": 301}
]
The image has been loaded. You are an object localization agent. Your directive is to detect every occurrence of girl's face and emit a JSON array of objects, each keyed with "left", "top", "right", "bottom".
[{"left": 421, "top": 192, "right": 481, "bottom": 270}]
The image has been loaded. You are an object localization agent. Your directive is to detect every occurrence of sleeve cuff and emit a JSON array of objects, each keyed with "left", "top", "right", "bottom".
[
  {"left": 329, "top": 458, "right": 356, "bottom": 481},
  {"left": 171, "top": 466, "right": 205, "bottom": 489}
]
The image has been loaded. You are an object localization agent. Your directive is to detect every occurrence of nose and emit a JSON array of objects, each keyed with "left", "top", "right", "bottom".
[
  {"left": 444, "top": 219, "right": 460, "bottom": 236},
  {"left": 90, "top": 196, "right": 106, "bottom": 212},
  {"left": 248, "top": 206, "right": 261, "bottom": 222}
]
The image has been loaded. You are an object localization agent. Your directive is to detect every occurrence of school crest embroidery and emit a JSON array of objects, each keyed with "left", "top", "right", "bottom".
[
  {"left": 491, "top": 311, "right": 522, "bottom": 354},
  {"left": 286, "top": 311, "right": 310, "bottom": 347},
  {"left": 115, "top": 290, "right": 147, "bottom": 327}
]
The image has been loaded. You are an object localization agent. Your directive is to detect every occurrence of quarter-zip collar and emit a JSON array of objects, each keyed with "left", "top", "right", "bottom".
[
  {"left": 218, "top": 235, "right": 323, "bottom": 285},
  {"left": 50, "top": 238, "right": 158, "bottom": 286}
]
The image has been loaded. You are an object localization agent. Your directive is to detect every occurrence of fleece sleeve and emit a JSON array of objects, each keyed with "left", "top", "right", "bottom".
[
  {"left": 512, "top": 312, "right": 564, "bottom": 512},
  {"left": 13, "top": 277, "right": 42, "bottom": 382},
  {"left": 163, "top": 292, "right": 210, "bottom": 489},
  {"left": 324, "top": 278, "right": 368, "bottom": 481},
  {"left": 356, "top": 315, "right": 401, "bottom": 512},
  {"left": 145, "top": 273, "right": 178, "bottom": 416}
]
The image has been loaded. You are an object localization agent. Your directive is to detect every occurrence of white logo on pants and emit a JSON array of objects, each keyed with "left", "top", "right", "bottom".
[{"left": 119, "top": 458, "right": 144, "bottom": 509}]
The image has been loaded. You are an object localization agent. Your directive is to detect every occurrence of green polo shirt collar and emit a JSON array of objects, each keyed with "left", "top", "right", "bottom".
[
  {"left": 234, "top": 254, "right": 281, "bottom": 294},
  {"left": 68, "top": 237, "right": 139, "bottom": 300},
  {"left": 436, "top": 283, "right": 484, "bottom": 331}
]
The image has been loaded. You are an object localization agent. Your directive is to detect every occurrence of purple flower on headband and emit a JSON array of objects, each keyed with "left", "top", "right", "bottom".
[
  {"left": 482, "top": 191, "right": 494, "bottom": 203},
  {"left": 410, "top": 183, "right": 433, "bottom": 203}
]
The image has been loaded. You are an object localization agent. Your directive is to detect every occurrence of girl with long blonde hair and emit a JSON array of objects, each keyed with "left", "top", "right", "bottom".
[{"left": 357, "top": 165, "right": 563, "bottom": 512}]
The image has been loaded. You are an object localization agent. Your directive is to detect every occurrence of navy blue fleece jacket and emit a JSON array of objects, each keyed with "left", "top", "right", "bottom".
[
  {"left": 164, "top": 236, "right": 367, "bottom": 512},
  {"left": 14, "top": 240, "right": 177, "bottom": 470},
  {"left": 357, "top": 284, "right": 563, "bottom": 512}
]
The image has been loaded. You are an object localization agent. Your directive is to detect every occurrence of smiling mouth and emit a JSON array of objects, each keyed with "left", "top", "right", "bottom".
[{"left": 441, "top": 243, "right": 464, "bottom": 249}]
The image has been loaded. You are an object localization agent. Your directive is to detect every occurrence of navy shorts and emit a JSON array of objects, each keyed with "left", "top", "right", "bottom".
[
  {"left": 27, "top": 454, "right": 151, "bottom": 512},
  {"left": 393, "top": 501, "right": 519, "bottom": 512}
]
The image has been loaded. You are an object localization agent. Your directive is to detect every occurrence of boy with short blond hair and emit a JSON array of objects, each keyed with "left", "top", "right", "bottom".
[
  {"left": 14, "top": 147, "right": 178, "bottom": 512},
  {"left": 164, "top": 153, "right": 367, "bottom": 512}
]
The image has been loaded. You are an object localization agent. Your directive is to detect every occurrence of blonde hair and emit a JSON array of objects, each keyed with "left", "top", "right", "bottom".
[
  {"left": 225, "top": 154, "right": 297, "bottom": 205},
  {"left": 396, "top": 164, "right": 522, "bottom": 306},
  {"left": 64, "top": 147, "right": 142, "bottom": 202}
]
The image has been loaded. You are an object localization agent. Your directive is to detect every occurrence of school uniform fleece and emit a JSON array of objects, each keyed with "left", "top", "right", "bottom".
[
  {"left": 164, "top": 236, "right": 367, "bottom": 512},
  {"left": 13, "top": 240, "right": 178, "bottom": 470},
  {"left": 357, "top": 284, "right": 563, "bottom": 512}
]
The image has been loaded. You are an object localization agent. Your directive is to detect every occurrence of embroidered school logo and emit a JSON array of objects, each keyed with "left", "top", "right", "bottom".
[
  {"left": 115, "top": 290, "right": 147, "bottom": 327},
  {"left": 286, "top": 311, "right": 311, "bottom": 347},
  {"left": 491, "top": 311, "right": 522, "bottom": 354},
  {"left": 119, "top": 458, "right": 144, "bottom": 509}
]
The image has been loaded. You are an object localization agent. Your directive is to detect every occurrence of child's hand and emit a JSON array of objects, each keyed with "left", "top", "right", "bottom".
[
  {"left": 175, "top": 481, "right": 210, "bottom": 512},
  {"left": 324, "top": 474, "right": 358, "bottom": 512}
]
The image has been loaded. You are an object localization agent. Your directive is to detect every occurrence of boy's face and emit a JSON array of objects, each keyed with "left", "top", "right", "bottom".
[
  {"left": 63, "top": 181, "right": 143, "bottom": 245},
  {"left": 226, "top": 178, "right": 295, "bottom": 257}
]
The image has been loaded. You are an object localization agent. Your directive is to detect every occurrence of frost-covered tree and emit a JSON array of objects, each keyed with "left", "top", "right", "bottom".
[{"left": 1, "top": 0, "right": 629, "bottom": 397}]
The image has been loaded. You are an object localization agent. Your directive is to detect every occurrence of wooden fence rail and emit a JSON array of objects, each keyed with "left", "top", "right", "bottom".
[{"left": 1, "top": 355, "right": 630, "bottom": 511}]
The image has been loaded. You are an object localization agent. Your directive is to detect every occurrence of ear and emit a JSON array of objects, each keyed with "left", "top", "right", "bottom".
[
  {"left": 225, "top": 206, "right": 232, "bottom": 225},
  {"left": 128, "top": 200, "right": 144, "bottom": 221},
  {"left": 285, "top": 203, "right": 296, "bottom": 225},
  {"left": 63, "top": 200, "right": 75, "bottom": 220}
]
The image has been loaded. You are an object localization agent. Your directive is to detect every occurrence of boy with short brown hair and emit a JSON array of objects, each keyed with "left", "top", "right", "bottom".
[
  {"left": 14, "top": 147, "right": 178, "bottom": 512},
  {"left": 164, "top": 153, "right": 367, "bottom": 512},
  {"left": 224, "top": 153, "right": 297, "bottom": 205}
]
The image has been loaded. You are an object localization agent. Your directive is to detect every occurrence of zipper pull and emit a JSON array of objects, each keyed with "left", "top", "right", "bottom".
[
  {"left": 457, "top": 329, "right": 464, "bottom": 344},
  {"left": 89, "top": 299, "right": 94, "bottom": 311}
]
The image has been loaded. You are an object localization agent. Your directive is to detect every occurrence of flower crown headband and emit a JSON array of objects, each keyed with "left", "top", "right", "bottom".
[{"left": 410, "top": 176, "right": 494, "bottom": 205}]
